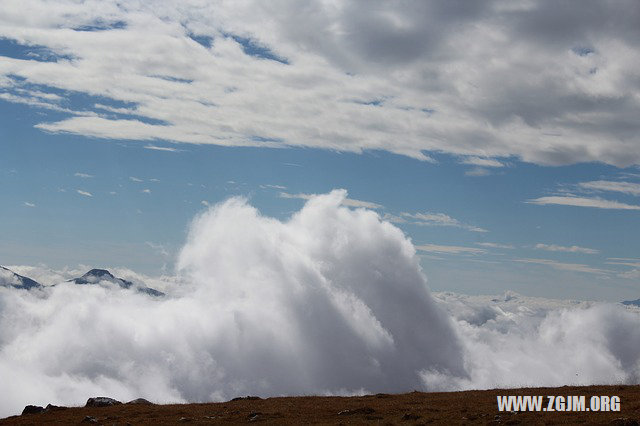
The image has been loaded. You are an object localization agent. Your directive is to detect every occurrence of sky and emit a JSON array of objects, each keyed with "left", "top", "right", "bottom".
[{"left": 2, "top": 0, "right": 640, "bottom": 301}]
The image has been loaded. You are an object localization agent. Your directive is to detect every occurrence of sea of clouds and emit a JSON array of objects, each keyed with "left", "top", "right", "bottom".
[{"left": 1, "top": 190, "right": 639, "bottom": 417}]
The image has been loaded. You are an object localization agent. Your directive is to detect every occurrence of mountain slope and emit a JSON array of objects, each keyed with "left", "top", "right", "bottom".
[{"left": 0, "top": 266, "right": 42, "bottom": 290}]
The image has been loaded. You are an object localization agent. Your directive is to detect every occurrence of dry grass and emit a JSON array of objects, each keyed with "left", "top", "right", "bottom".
[{"left": 2, "top": 385, "right": 639, "bottom": 425}]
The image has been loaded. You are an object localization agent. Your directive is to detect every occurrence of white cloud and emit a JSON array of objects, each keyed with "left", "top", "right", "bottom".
[
  {"left": 578, "top": 180, "right": 640, "bottom": 196},
  {"left": 260, "top": 184, "right": 287, "bottom": 190},
  {"left": 460, "top": 157, "right": 505, "bottom": 168},
  {"left": 2, "top": 192, "right": 640, "bottom": 417},
  {"left": 425, "top": 292, "right": 640, "bottom": 390},
  {"left": 142, "top": 189, "right": 151, "bottom": 194},
  {"left": 129, "top": 177, "right": 143, "bottom": 182},
  {"left": 526, "top": 196, "right": 640, "bottom": 210},
  {"left": 0, "top": 190, "right": 464, "bottom": 416},
  {"left": 279, "top": 191, "right": 382, "bottom": 209},
  {"left": 74, "top": 172, "right": 93, "bottom": 178},
  {"left": 535, "top": 243, "right": 599, "bottom": 254},
  {"left": 381, "top": 213, "right": 407, "bottom": 224},
  {"left": 415, "top": 244, "right": 486, "bottom": 255},
  {"left": 143, "top": 144, "right": 181, "bottom": 152},
  {"left": 2, "top": 1, "right": 640, "bottom": 166},
  {"left": 514, "top": 258, "right": 610, "bottom": 275},
  {"left": 475, "top": 242, "right": 514, "bottom": 249},
  {"left": 402, "top": 212, "right": 488, "bottom": 232},
  {"left": 76, "top": 190, "right": 92, "bottom": 197},
  {"left": 23, "top": 202, "right": 36, "bottom": 208}
]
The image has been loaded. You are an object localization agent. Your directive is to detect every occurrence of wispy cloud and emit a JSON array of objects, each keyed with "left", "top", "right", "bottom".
[
  {"left": 129, "top": 177, "right": 143, "bottom": 183},
  {"left": 74, "top": 172, "right": 93, "bottom": 178},
  {"left": 535, "top": 243, "right": 599, "bottom": 254},
  {"left": 476, "top": 242, "right": 514, "bottom": 249},
  {"left": 578, "top": 180, "right": 640, "bottom": 196},
  {"left": 145, "top": 241, "right": 170, "bottom": 257},
  {"left": 76, "top": 190, "right": 92, "bottom": 197},
  {"left": 606, "top": 258, "right": 640, "bottom": 268},
  {"left": 279, "top": 192, "right": 382, "bottom": 209},
  {"left": 382, "top": 213, "right": 407, "bottom": 224},
  {"left": 142, "top": 189, "right": 151, "bottom": 194},
  {"left": 416, "top": 244, "right": 486, "bottom": 255},
  {"left": 514, "top": 258, "right": 610, "bottom": 275},
  {"left": 460, "top": 157, "right": 505, "bottom": 168},
  {"left": 261, "top": 184, "right": 287, "bottom": 190},
  {"left": 526, "top": 196, "right": 640, "bottom": 210},
  {"left": 465, "top": 168, "right": 492, "bottom": 177},
  {"left": 23, "top": 202, "right": 36, "bottom": 208},
  {"left": 402, "top": 212, "right": 488, "bottom": 232},
  {"left": 144, "top": 144, "right": 181, "bottom": 153}
]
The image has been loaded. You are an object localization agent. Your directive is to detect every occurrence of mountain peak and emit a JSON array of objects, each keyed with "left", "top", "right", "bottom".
[
  {"left": 70, "top": 268, "right": 164, "bottom": 297},
  {"left": 83, "top": 269, "right": 114, "bottom": 278}
]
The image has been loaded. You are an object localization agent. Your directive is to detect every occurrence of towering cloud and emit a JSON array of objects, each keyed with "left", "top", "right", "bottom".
[{"left": 0, "top": 192, "right": 639, "bottom": 418}]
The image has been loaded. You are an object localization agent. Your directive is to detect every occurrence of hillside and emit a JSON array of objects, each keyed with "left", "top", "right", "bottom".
[{"left": 2, "top": 385, "right": 639, "bottom": 425}]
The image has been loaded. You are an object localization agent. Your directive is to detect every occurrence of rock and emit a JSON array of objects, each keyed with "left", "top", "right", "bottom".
[
  {"left": 81, "top": 416, "right": 98, "bottom": 424},
  {"left": 21, "top": 405, "right": 45, "bottom": 415},
  {"left": 178, "top": 417, "right": 193, "bottom": 422},
  {"left": 126, "top": 398, "right": 154, "bottom": 405},
  {"left": 44, "top": 404, "right": 67, "bottom": 412},
  {"left": 230, "top": 395, "right": 262, "bottom": 401},
  {"left": 85, "top": 397, "right": 122, "bottom": 407}
]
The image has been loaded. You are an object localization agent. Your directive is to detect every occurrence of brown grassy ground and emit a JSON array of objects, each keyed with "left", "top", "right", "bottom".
[{"left": 1, "top": 385, "right": 639, "bottom": 425}]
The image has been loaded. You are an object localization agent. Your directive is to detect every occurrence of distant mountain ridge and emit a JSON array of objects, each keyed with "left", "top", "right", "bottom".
[
  {"left": 0, "top": 266, "right": 43, "bottom": 290},
  {"left": 1, "top": 266, "right": 163, "bottom": 296},
  {"left": 621, "top": 298, "right": 640, "bottom": 307}
]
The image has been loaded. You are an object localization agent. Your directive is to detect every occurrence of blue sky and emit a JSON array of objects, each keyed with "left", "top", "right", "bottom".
[{"left": 1, "top": 0, "right": 640, "bottom": 301}]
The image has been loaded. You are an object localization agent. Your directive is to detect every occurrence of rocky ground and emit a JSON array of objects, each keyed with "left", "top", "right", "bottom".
[{"left": 1, "top": 385, "right": 639, "bottom": 425}]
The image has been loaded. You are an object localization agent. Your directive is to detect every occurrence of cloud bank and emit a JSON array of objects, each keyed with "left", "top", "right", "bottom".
[
  {"left": 2, "top": 1, "right": 640, "bottom": 165},
  {"left": 1, "top": 191, "right": 639, "bottom": 417}
]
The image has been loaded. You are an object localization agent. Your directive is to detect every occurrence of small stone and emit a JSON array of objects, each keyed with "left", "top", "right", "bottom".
[{"left": 81, "top": 416, "right": 98, "bottom": 424}]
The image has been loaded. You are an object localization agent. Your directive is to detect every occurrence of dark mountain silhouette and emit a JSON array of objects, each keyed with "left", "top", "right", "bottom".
[
  {"left": 0, "top": 266, "right": 43, "bottom": 290},
  {"left": 69, "top": 269, "right": 164, "bottom": 297},
  {"left": 621, "top": 298, "right": 640, "bottom": 307}
]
